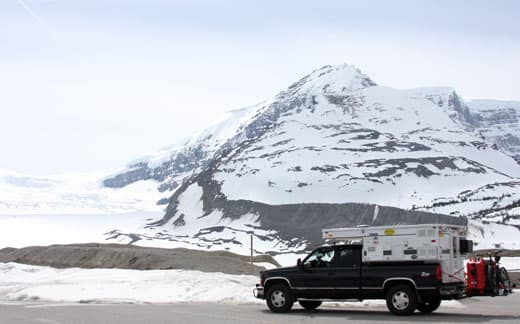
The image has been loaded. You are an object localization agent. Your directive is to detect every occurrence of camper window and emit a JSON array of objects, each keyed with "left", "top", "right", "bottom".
[{"left": 453, "top": 237, "right": 458, "bottom": 255}]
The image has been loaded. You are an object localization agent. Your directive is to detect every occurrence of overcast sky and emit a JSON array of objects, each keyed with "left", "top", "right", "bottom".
[{"left": 1, "top": 0, "right": 520, "bottom": 175}]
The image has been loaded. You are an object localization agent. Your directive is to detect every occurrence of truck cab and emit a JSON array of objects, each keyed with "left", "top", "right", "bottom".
[{"left": 294, "top": 244, "right": 362, "bottom": 299}]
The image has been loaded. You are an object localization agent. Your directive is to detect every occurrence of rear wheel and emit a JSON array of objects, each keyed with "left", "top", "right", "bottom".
[
  {"left": 298, "top": 300, "right": 322, "bottom": 310},
  {"left": 266, "top": 284, "right": 294, "bottom": 313},
  {"left": 499, "top": 267, "right": 513, "bottom": 294},
  {"left": 417, "top": 298, "right": 441, "bottom": 313},
  {"left": 486, "top": 264, "right": 499, "bottom": 296},
  {"left": 386, "top": 284, "right": 417, "bottom": 315}
]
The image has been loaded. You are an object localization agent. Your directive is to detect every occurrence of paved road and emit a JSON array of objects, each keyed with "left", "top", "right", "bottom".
[{"left": 1, "top": 294, "right": 519, "bottom": 324}]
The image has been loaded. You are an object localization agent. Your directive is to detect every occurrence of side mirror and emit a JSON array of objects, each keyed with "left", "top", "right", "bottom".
[{"left": 297, "top": 258, "right": 303, "bottom": 268}]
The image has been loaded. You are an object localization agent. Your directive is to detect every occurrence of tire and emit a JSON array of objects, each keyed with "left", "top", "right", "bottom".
[
  {"left": 298, "top": 300, "right": 322, "bottom": 310},
  {"left": 500, "top": 267, "right": 513, "bottom": 294},
  {"left": 266, "top": 284, "right": 294, "bottom": 313},
  {"left": 486, "top": 264, "right": 499, "bottom": 297},
  {"left": 417, "top": 298, "right": 441, "bottom": 314},
  {"left": 386, "top": 284, "right": 417, "bottom": 316}
]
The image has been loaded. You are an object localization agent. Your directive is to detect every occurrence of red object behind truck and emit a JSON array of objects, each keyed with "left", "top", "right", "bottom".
[{"left": 466, "top": 258, "right": 489, "bottom": 295}]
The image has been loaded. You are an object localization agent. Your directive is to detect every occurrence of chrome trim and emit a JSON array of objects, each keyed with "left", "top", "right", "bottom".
[
  {"left": 293, "top": 287, "right": 360, "bottom": 290},
  {"left": 383, "top": 277, "right": 417, "bottom": 289},
  {"left": 298, "top": 298, "right": 362, "bottom": 302},
  {"left": 297, "top": 298, "right": 322, "bottom": 301},
  {"left": 294, "top": 285, "right": 429, "bottom": 291},
  {"left": 253, "top": 287, "right": 264, "bottom": 299},
  {"left": 264, "top": 277, "right": 292, "bottom": 288}
]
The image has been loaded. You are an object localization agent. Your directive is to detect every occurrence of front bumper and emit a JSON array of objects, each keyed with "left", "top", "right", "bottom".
[{"left": 253, "top": 284, "right": 265, "bottom": 299}]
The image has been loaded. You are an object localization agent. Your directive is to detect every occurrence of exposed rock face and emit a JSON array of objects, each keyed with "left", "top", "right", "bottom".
[
  {"left": 152, "top": 165, "right": 466, "bottom": 248},
  {"left": 465, "top": 99, "right": 520, "bottom": 164},
  {"left": 103, "top": 145, "right": 206, "bottom": 192},
  {"left": 404, "top": 90, "right": 520, "bottom": 165}
]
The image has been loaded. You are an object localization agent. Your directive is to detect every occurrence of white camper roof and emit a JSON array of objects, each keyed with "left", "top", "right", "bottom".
[{"left": 322, "top": 224, "right": 467, "bottom": 240}]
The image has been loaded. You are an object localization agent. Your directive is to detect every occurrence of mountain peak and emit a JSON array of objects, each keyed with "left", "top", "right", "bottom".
[{"left": 283, "top": 63, "right": 376, "bottom": 97}]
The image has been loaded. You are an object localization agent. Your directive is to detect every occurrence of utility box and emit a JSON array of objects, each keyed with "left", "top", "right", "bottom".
[{"left": 322, "top": 224, "right": 472, "bottom": 284}]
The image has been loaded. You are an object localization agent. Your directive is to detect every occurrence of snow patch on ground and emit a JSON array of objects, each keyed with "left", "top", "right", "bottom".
[{"left": 0, "top": 263, "right": 261, "bottom": 305}]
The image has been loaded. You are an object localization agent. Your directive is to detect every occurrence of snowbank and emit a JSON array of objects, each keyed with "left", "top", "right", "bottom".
[{"left": 0, "top": 262, "right": 261, "bottom": 304}]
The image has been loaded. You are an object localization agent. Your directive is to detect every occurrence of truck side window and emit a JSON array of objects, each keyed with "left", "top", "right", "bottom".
[{"left": 334, "top": 247, "right": 361, "bottom": 267}]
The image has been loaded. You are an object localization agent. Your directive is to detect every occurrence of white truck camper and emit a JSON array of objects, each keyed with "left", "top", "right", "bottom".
[
  {"left": 254, "top": 223, "right": 512, "bottom": 315},
  {"left": 322, "top": 224, "right": 473, "bottom": 284}
]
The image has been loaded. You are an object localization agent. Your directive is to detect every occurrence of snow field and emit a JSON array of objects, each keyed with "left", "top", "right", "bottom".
[
  {"left": 0, "top": 262, "right": 262, "bottom": 305},
  {"left": 0, "top": 171, "right": 164, "bottom": 215},
  {"left": 0, "top": 212, "right": 160, "bottom": 248}
]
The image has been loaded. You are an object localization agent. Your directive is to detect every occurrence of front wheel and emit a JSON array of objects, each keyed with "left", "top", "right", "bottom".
[
  {"left": 266, "top": 284, "right": 294, "bottom": 313},
  {"left": 417, "top": 298, "right": 441, "bottom": 313},
  {"left": 298, "top": 300, "right": 322, "bottom": 310},
  {"left": 386, "top": 284, "right": 417, "bottom": 315}
]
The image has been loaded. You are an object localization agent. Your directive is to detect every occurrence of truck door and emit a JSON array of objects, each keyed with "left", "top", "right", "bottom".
[
  {"left": 329, "top": 245, "right": 362, "bottom": 298},
  {"left": 293, "top": 246, "right": 362, "bottom": 299},
  {"left": 293, "top": 247, "right": 339, "bottom": 298}
]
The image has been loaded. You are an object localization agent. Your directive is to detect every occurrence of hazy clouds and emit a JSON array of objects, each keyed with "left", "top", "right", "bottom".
[{"left": 1, "top": 0, "right": 519, "bottom": 174}]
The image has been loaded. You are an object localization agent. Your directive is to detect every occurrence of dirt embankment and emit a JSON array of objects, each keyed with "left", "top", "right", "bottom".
[{"left": 0, "top": 243, "right": 280, "bottom": 275}]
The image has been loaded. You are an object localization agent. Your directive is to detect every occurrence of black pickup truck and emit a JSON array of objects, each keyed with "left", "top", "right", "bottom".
[{"left": 254, "top": 244, "right": 465, "bottom": 315}]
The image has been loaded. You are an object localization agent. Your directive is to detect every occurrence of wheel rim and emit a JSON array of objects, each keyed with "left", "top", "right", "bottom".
[
  {"left": 392, "top": 291, "right": 410, "bottom": 310},
  {"left": 271, "top": 290, "right": 286, "bottom": 308}
]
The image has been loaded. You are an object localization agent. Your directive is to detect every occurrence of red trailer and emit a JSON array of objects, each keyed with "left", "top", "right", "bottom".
[{"left": 467, "top": 249, "right": 519, "bottom": 297}]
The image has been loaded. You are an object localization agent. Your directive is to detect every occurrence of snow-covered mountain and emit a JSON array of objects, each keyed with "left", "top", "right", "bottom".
[
  {"left": 2, "top": 64, "right": 519, "bottom": 260},
  {"left": 100, "top": 64, "right": 520, "bottom": 255}
]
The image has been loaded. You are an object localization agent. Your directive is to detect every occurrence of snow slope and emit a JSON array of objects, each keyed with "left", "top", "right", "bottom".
[
  {"left": 209, "top": 84, "right": 519, "bottom": 208},
  {"left": 0, "top": 213, "right": 159, "bottom": 248},
  {"left": 0, "top": 169, "right": 163, "bottom": 215}
]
